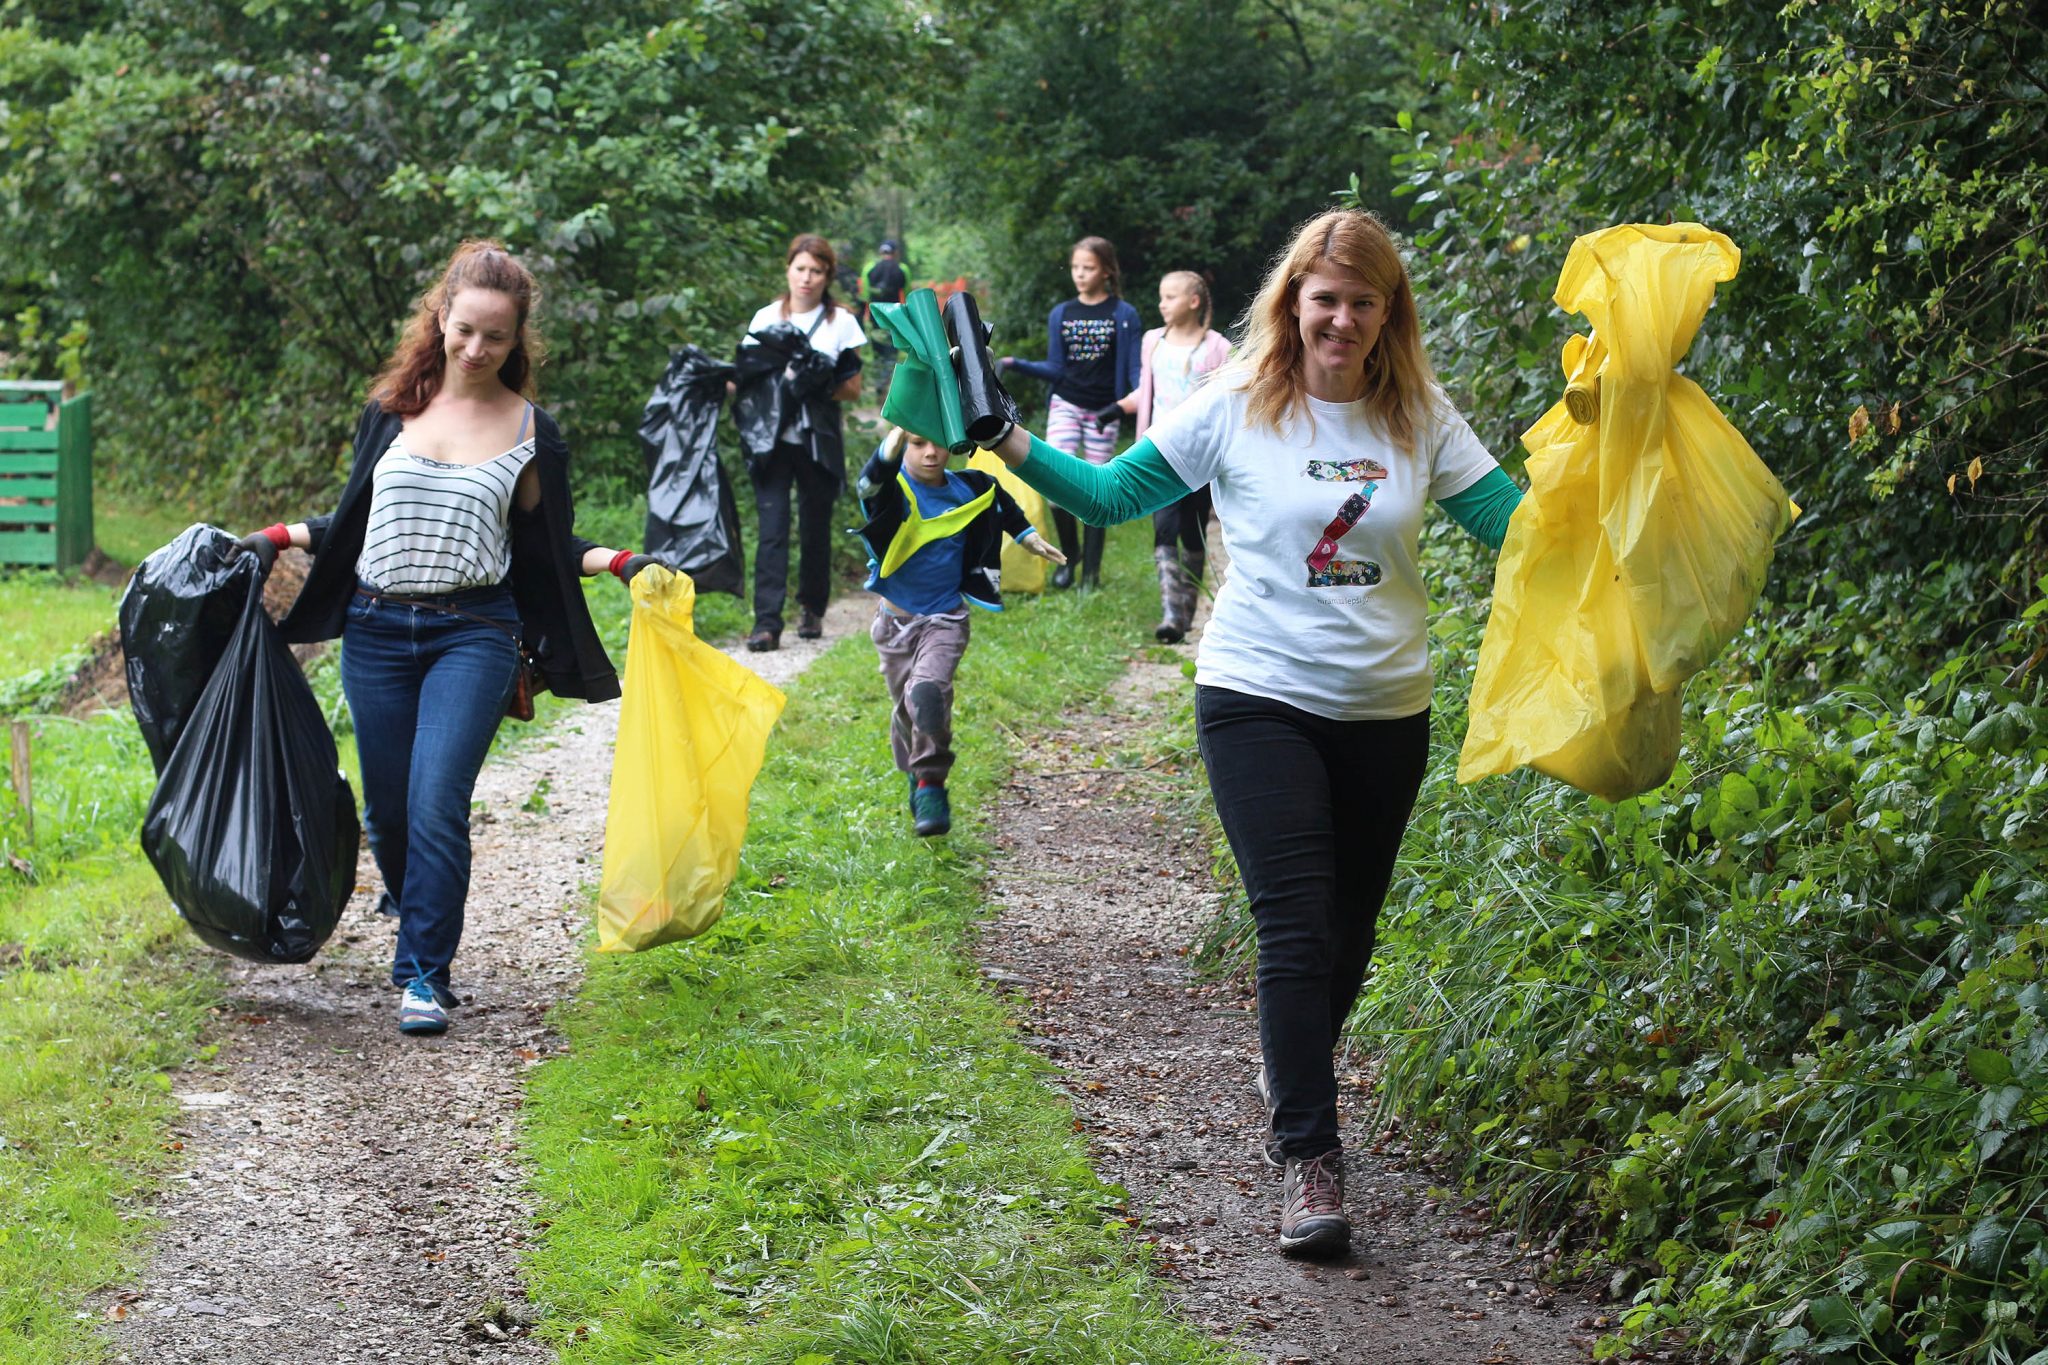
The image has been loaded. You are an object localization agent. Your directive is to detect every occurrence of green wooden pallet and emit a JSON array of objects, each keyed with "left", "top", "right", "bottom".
[{"left": 0, "top": 380, "right": 93, "bottom": 571}]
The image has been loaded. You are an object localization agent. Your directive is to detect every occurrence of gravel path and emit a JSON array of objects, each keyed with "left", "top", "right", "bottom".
[
  {"left": 103, "top": 592, "right": 872, "bottom": 1365},
  {"left": 980, "top": 575, "right": 1598, "bottom": 1365}
]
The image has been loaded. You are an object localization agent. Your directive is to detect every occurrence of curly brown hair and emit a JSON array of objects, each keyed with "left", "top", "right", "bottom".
[{"left": 372, "top": 239, "right": 544, "bottom": 417}]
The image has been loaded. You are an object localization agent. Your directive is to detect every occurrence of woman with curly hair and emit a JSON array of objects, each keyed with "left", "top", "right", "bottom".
[{"left": 230, "top": 239, "right": 653, "bottom": 1036}]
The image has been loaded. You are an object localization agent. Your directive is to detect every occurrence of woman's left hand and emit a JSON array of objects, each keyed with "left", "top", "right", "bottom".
[{"left": 615, "top": 553, "right": 661, "bottom": 584}]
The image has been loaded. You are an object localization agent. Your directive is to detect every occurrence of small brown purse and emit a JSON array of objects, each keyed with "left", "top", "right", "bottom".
[{"left": 504, "top": 646, "right": 546, "bottom": 723}]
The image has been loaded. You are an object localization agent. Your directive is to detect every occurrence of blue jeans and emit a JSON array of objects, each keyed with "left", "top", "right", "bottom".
[{"left": 340, "top": 584, "right": 520, "bottom": 999}]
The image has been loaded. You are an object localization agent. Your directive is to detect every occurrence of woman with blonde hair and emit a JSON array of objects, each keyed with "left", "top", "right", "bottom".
[
  {"left": 229, "top": 239, "right": 652, "bottom": 1037},
  {"left": 984, "top": 209, "right": 1524, "bottom": 1258}
]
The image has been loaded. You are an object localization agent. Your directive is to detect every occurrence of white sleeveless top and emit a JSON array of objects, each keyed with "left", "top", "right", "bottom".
[{"left": 357, "top": 412, "right": 537, "bottom": 594}]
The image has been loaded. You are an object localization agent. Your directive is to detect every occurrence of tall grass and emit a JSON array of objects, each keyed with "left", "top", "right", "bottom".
[
  {"left": 1190, "top": 515, "right": 2048, "bottom": 1362},
  {"left": 522, "top": 526, "right": 1241, "bottom": 1363}
]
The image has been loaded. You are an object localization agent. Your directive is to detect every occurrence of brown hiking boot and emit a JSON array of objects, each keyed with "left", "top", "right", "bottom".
[
  {"left": 746, "top": 628, "right": 780, "bottom": 652},
  {"left": 1278, "top": 1149, "right": 1349, "bottom": 1257},
  {"left": 797, "top": 609, "right": 824, "bottom": 640}
]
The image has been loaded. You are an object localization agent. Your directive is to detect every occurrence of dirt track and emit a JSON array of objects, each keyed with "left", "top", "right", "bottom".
[
  {"left": 101, "top": 594, "right": 871, "bottom": 1365},
  {"left": 979, "top": 590, "right": 1598, "bottom": 1364}
]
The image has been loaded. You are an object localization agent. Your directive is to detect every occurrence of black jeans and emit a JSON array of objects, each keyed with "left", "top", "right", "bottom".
[
  {"left": 1153, "top": 484, "right": 1212, "bottom": 555},
  {"left": 1195, "top": 684, "right": 1431, "bottom": 1159},
  {"left": 750, "top": 440, "right": 838, "bottom": 633}
]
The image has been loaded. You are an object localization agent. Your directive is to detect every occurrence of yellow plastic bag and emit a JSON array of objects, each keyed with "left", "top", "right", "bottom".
[
  {"left": 968, "top": 449, "right": 1050, "bottom": 595},
  {"left": 1457, "top": 223, "right": 1798, "bottom": 801},
  {"left": 597, "top": 566, "right": 786, "bottom": 951}
]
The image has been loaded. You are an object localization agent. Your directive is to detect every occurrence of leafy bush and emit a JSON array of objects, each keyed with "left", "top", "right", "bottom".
[
  {"left": 0, "top": 0, "right": 914, "bottom": 513},
  {"left": 1365, "top": 0, "right": 2046, "bottom": 597},
  {"left": 1354, "top": 551, "right": 2048, "bottom": 1361}
]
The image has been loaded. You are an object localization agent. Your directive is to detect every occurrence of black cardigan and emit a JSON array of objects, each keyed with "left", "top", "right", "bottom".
[{"left": 277, "top": 400, "right": 622, "bottom": 703}]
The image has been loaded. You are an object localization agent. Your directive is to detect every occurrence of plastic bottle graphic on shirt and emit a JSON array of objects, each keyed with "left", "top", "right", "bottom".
[{"left": 1303, "top": 457, "right": 1388, "bottom": 587}]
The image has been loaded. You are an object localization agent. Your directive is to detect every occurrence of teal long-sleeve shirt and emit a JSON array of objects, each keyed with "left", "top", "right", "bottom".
[{"left": 1015, "top": 434, "right": 1523, "bottom": 550}]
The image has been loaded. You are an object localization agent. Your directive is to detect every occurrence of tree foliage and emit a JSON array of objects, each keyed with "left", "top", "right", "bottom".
[
  {"left": 0, "top": 0, "right": 912, "bottom": 510},
  {"left": 901, "top": 0, "right": 1443, "bottom": 337},
  {"left": 1320, "top": 4, "right": 2048, "bottom": 1359},
  {"left": 1367, "top": 0, "right": 2045, "bottom": 595}
]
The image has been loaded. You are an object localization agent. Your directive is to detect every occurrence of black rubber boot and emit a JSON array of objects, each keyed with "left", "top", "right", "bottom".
[
  {"left": 1154, "top": 546, "right": 1189, "bottom": 643},
  {"left": 1051, "top": 508, "right": 1081, "bottom": 589},
  {"left": 1080, "top": 524, "right": 1106, "bottom": 591},
  {"left": 1177, "top": 547, "right": 1205, "bottom": 627}
]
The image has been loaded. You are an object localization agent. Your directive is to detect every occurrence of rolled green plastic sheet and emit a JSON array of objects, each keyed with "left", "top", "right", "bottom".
[{"left": 871, "top": 289, "right": 969, "bottom": 453}]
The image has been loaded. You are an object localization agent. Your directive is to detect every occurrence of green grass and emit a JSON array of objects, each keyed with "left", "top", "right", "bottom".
[
  {"left": 0, "top": 573, "right": 118, "bottom": 686},
  {"left": 91, "top": 491, "right": 203, "bottom": 572},
  {"left": 0, "top": 862, "right": 221, "bottom": 1364},
  {"left": 522, "top": 524, "right": 1240, "bottom": 1363}
]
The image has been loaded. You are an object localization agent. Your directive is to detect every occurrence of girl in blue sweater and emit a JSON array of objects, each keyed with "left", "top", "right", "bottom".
[{"left": 1000, "top": 235, "right": 1142, "bottom": 588}]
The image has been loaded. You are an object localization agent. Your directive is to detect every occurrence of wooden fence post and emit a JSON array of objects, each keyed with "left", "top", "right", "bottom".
[{"left": 8, "top": 720, "right": 29, "bottom": 843}]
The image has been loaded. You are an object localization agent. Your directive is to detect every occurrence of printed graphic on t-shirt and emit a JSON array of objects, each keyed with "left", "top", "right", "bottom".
[
  {"left": 1303, "top": 461, "right": 1388, "bottom": 588},
  {"left": 1061, "top": 315, "right": 1115, "bottom": 363},
  {"left": 1306, "top": 457, "right": 1390, "bottom": 483}
]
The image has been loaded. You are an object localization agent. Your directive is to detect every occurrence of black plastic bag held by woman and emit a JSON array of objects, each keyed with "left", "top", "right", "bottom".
[
  {"left": 140, "top": 568, "right": 359, "bottom": 964},
  {"left": 640, "top": 345, "right": 745, "bottom": 596},
  {"left": 118, "top": 524, "right": 262, "bottom": 773},
  {"left": 731, "top": 321, "right": 840, "bottom": 473},
  {"left": 943, "top": 291, "right": 1022, "bottom": 450}
]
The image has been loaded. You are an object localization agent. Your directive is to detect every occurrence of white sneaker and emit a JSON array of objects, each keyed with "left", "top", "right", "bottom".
[{"left": 398, "top": 980, "right": 448, "bottom": 1035}]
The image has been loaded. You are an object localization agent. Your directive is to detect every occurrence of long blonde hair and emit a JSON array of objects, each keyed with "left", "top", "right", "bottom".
[{"left": 1234, "top": 209, "right": 1435, "bottom": 451}]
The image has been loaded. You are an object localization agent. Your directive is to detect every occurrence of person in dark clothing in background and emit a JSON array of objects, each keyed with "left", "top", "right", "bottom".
[
  {"left": 866, "top": 239, "right": 908, "bottom": 401},
  {"left": 738, "top": 232, "right": 866, "bottom": 652}
]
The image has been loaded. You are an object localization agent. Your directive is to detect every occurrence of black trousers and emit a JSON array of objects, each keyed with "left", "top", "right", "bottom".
[
  {"left": 1194, "top": 684, "right": 1431, "bottom": 1159},
  {"left": 1153, "top": 485, "right": 1212, "bottom": 555},
  {"left": 750, "top": 441, "right": 838, "bottom": 633}
]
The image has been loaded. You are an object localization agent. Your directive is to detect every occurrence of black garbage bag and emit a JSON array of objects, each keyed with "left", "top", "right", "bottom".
[
  {"left": 119, "top": 524, "right": 260, "bottom": 774},
  {"left": 140, "top": 571, "right": 358, "bottom": 964},
  {"left": 731, "top": 322, "right": 834, "bottom": 464},
  {"left": 640, "top": 345, "right": 745, "bottom": 597},
  {"left": 943, "top": 291, "right": 1022, "bottom": 449}
]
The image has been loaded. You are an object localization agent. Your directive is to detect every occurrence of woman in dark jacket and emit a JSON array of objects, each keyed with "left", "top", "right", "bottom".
[{"left": 233, "top": 239, "right": 652, "bottom": 1037}]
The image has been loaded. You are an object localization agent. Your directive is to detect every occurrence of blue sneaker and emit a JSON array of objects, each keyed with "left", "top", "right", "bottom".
[
  {"left": 398, "top": 979, "right": 449, "bottom": 1035},
  {"left": 911, "top": 783, "right": 951, "bottom": 837}
]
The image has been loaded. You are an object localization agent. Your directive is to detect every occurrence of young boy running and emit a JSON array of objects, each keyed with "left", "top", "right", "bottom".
[{"left": 856, "top": 427, "right": 1066, "bottom": 836}]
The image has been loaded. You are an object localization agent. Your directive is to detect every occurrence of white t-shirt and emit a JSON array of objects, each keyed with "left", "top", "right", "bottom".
[
  {"left": 743, "top": 301, "right": 867, "bottom": 363},
  {"left": 1152, "top": 339, "right": 1201, "bottom": 417},
  {"left": 1150, "top": 378, "right": 1498, "bottom": 720}
]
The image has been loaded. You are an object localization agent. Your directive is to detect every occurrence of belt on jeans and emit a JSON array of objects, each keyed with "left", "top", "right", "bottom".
[
  {"left": 353, "top": 584, "right": 521, "bottom": 643},
  {"left": 354, "top": 582, "right": 510, "bottom": 609}
]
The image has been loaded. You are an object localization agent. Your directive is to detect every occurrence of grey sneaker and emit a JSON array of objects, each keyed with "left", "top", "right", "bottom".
[
  {"left": 1279, "top": 1149, "right": 1349, "bottom": 1257},
  {"left": 1253, "top": 1063, "right": 1283, "bottom": 1169}
]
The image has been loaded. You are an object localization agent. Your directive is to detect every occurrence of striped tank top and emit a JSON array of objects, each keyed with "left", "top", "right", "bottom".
[{"left": 357, "top": 407, "right": 537, "bottom": 594}]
